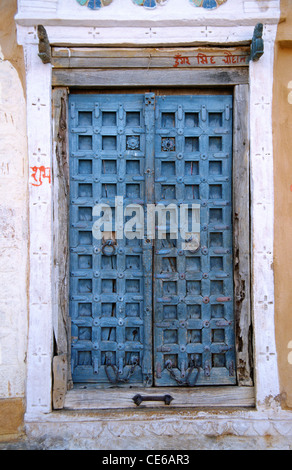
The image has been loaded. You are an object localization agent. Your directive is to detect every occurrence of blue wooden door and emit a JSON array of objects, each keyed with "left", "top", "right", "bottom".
[
  {"left": 69, "top": 93, "right": 236, "bottom": 387},
  {"left": 153, "top": 95, "right": 235, "bottom": 386},
  {"left": 69, "top": 94, "right": 153, "bottom": 386}
]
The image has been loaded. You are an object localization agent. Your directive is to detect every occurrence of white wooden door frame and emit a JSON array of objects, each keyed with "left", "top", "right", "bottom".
[{"left": 16, "top": 15, "right": 280, "bottom": 428}]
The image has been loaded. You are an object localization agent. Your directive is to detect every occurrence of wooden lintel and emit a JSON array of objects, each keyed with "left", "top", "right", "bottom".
[
  {"left": 52, "top": 67, "right": 249, "bottom": 88},
  {"left": 51, "top": 46, "right": 250, "bottom": 69}
]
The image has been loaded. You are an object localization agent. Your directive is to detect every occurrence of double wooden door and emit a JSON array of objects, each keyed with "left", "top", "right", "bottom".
[{"left": 69, "top": 92, "right": 236, "bottom": 387}]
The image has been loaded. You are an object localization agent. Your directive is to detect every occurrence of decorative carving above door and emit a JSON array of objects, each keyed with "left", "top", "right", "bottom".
[{"left": 76, "top": 0, "right": 227, "bottom": 10}]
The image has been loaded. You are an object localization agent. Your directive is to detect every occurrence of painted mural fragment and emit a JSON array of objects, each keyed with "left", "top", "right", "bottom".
[
  {"left": 189, "top": 0, "right": 227, "bottom": 8},
  {"left": 76, "top": 0, "right": 113, "bottom": 9},
  {"left": 132, "top": 0, "right": 169, "bottom": 8},
  {"left": 76, "top": 0, "right": 227, "bottom": 9},
  {"left": 132, "top": 0, "right": 227, "bottom": 8}
]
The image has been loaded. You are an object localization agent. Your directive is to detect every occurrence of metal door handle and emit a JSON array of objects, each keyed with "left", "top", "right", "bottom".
[
  {"left": 132, "top": 394, "right": 174, "bottom": 406},
  {"left": 101, "top": 239, "right": 116, "bottom": 256}
]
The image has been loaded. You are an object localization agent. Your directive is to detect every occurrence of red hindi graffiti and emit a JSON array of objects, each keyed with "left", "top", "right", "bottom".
[
  {"left": 30, "top": 166, "right": 51, "bottom": 187},
  {"left": 173, "top": 54, "right": 191, "bottom": 68},
  {"left": 195, "top": 53, "right": 216, "bottom": 65},
  {"left": 222, "top": 50, "right": 247, "bottom": 64}
]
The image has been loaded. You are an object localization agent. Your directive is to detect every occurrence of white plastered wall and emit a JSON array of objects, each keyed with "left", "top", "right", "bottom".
[
  {"left": 0, "top": 41, "right": 28, "bottom": 400},
  {"left": 16, "top": 0, "right": 292, "bottom": 448}
]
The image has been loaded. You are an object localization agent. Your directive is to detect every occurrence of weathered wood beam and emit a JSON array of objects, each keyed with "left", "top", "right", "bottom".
[
  {"left": 233, "top": 84, "right": 253, "bottom": 386},
  {"left": 52, "top": 67, "right": 249, "bottom": 87}
]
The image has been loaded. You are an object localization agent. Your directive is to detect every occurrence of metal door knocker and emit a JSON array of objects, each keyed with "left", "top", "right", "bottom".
[{"left": 101, "top": 239, "right": 116, "bottom": 256}]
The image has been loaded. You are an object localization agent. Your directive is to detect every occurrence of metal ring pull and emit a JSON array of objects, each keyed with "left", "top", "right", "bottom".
[
  {"left": 165, "top": 360, "right": 200, "bottom": 387},
  {"left": 105, "top": 357, "right": 138, "bottom": 384},
  {"left": 184, "top": 235, "right": 200, "bottom": 254},
  {"left": 101, "top": 239, "right": 116, "bottom": 256}
]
